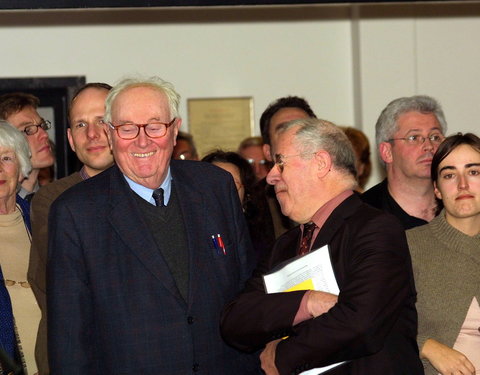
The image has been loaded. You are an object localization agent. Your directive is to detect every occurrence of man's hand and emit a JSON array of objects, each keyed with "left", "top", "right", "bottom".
[
  {"left": 421, "top": 339, "right": 475, "bottom": 375},
  {"left": 306, "top": 290, "right": 338, "bottom": 318},
  {"left": 260, "top": 339, "right": 282, "bottom": 375}
]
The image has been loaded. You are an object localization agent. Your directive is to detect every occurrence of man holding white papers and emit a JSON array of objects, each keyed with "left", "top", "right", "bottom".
[{"left": 221, "top": 118, "right": 423, "bottom": 375}]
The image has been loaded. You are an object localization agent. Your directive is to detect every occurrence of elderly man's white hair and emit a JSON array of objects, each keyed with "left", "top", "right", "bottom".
[{"left": 104, "top": 76, "right": 181, "bottom": 123}]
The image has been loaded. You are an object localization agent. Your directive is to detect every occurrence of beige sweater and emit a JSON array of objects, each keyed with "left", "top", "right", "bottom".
[{"left": 407, "top": 211, "right": 480, "bottom": 375}]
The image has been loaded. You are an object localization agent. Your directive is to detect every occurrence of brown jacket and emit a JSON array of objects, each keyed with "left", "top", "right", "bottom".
[{"left": 27, "top": 172, "right": 83, "bottom": 375}]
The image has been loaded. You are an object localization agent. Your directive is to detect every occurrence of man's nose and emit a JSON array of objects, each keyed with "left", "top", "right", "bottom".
[
  {"left": 136, "top": 127, "right": 150, "bottom": 147},
  {"left": 87, "top": 123, "right": 101, "bottom": 139},
  {"left": 37, "top": 126, "right": 49, "bottom": 140},
  {"left": 266, "top": 163, "right": 281, "bottom": 186},
  {"left": 422, "top": 138, "right": 435, "bottom": 151}
]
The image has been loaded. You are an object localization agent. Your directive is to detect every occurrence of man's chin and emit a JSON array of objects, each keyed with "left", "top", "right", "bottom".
[{"left": 34, "top": 157, "right": 55, "bottom": 169}]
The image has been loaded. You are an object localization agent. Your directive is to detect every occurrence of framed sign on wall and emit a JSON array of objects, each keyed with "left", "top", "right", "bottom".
[{"left": 187, "top": 97, "right": 254, "bottom": 158}]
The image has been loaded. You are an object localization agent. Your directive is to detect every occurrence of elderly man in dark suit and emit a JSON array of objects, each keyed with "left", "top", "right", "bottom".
[
  {"left": 221, "top": 118, "right": 423, "bottom": 375},
  {"left": 47, "top": 76, "right": 258, "bottom": 374}
]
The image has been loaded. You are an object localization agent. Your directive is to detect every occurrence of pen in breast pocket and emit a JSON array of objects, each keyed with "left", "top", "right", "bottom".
[
  {"left": 217, "top": 234, "right": 226, "bottom": 255},
  {"left": 211, "top": 235, "right": 220, "bottom": 254}
]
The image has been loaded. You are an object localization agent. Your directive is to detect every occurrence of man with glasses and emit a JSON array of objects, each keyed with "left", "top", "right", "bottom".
[
  {"left": 172, "top": 130, "right": 199, "bottom": 160},
  {"left": 27, "top": 82, "right": 114, "bottom": 375},
  {"left": 47, "top": 76, "right": 258, "bottom": 374},
  {"left": 362, "top": 95, "right": 447, "bottom": 229},
  {"left": 249, "top": 96, "right": 317, "bottom": 260},
  {"left": 221, "top": 118, "right": 423, "bottom": 375},
  {"left": 0, "top": 92, "right": 55, "bottom": 200}
]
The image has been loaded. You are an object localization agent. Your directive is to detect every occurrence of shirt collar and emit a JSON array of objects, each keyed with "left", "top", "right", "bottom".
[
  {"left": 308, "top": 190, "right": 354, "bottom": 231},
  {"left": 123, "top": 167, "right": 172, "bottom": 206},
  {"left": 79, "top": 166, "right": 90, "bottom": 181},
  {"left": 17, "top": 181, "right": 40, "bottom": 198}
]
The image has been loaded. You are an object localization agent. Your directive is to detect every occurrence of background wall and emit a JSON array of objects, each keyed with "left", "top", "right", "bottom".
[{"left": 1, "top": 3, "right": 479, "bottom": 188}]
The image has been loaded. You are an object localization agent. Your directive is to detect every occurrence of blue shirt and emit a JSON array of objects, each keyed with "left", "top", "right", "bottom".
[{"left": 123, "top": 167, "right": 172, "bottom": 206}]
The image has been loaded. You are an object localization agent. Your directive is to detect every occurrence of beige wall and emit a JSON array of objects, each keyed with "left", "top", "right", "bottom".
[
  {"left": 355, "top": 3, "right": 480, "bottom": 187},
  {"left": 1, "top": 3, "right": 479, "bottom": 188}
]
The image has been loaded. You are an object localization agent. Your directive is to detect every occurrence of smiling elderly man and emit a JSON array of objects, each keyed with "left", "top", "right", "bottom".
[
  {"left": 221, "top": 118, "right": 423, "bottom": 375},
  {"left": 46, "top": 76, "right": 258, "bottom": 374}
]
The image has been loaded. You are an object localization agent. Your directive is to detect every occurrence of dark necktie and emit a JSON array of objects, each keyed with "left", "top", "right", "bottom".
[
  {"left": 152, "top": 188, "right": 164, "bottom": 207},
  {"left": 298, "top": 222, "right": 318, "bottom": 255}
]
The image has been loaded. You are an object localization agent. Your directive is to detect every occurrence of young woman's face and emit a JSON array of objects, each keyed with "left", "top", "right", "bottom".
[{"left": 434, "top": 144, "right": 480, "bottom": 223}]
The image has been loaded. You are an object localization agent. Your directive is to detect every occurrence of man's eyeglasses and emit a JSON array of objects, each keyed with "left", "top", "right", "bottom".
[
  {"left": 246, "top": 158, "right": 268, "bottom": 166},
  {"left": 23, "top": 120, "right": 51, "bottom": 136},
  {"left": 274, "top": 152, "right": 314, "bottom": 173},
  {"left": 388, "top": 133, "right": 444, "bottom": 146},
  {"left": 108, "top": 118, "right": 176, "bottom": 140}
]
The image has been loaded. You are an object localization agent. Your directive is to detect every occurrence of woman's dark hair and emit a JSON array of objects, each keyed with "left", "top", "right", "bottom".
[
  {"left": 201, "top": 150, "right": 256, "bottom": 207},
  {"left": 431, "top": 132, "right": 480, "bottom": 182}
]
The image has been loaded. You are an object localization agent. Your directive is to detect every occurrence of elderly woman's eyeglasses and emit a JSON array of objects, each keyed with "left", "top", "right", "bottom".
[
  {"left": 23, "top": 120, "right": 51, "bottom": 136},
  {"left": 108, "top": 118, "right": 176, "bottom": 140}
]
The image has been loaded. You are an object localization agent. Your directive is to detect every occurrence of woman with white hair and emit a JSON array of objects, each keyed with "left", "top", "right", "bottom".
[{"left": 0, "top": 121, "right": 40, "bottom": 374}]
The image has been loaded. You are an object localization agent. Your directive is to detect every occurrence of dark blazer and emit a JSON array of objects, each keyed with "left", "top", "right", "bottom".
[
  {"left": 28, "top": 171, "right": 83, "bottom": 375},
  {"left": 47, "top": 162, "right": 258, "bottom": 375},
  {"left": 221, "top": 194, "right": 423, "bottom": 375}
]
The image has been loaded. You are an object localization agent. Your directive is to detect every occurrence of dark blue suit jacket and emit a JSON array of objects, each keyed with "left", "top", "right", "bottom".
[{"left": 47, "top": 161, "right": 259, "bottom": 374}]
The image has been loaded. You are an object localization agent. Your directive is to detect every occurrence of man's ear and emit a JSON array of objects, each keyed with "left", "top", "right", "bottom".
[
  {"left": 379, "top": 142, "right": 393, "bottom": 164},
  {"left": 172, "top": 118, "right": 181, "bottom": 146},
  {"left": 67, "top": 128, "right": 76, "bottom": 152},
  {"left": 103, "top": 123, "right": 113, "bottom": 151},
  {"left": 314, "top": 150, "right": 332, "bottom": 178},
  {"left": 433, "top": 181, "right": 442, "bottom": 200},
  {"left": 263, "top": 143, "right": 272, "bottom": 162}
]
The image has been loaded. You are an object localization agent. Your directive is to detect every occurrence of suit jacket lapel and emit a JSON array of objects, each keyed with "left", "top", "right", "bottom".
[
  {"left": 107, "top": 166, "right": 183, "bottom": 302},
  {"left": 171, "top": 164, "right": 206, "bottom": 308},
  {"left": 309, "top": 193, "right": 363, "bottom": 287}
]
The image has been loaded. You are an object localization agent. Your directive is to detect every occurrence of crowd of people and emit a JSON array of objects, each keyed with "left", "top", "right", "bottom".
[{"left": 0, "top": 76, "right": 478, "bottom": 375}]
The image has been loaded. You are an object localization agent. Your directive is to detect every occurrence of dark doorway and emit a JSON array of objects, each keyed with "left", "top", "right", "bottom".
[{"left": 0, "top": 76, "right": 86, "bottom": 179}]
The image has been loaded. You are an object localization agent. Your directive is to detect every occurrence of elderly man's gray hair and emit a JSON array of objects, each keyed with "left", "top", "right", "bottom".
[
  {"left": 375, "top": 95, "right": 447, "bottom": 149},
  {"left": 276, "top": 118, "right": 357, "bottom": 178}
]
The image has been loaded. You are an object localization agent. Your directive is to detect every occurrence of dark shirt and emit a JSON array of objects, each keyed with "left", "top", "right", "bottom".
[
  {"left": 362, "top": 179, "right": 428, "bottom": 230},
  {"left": 247, "top": 178, "right": 295, "bottom": 261}
]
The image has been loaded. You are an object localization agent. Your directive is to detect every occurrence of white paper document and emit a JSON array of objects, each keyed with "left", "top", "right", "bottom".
[
  {"left": 263, "top": 244, "right": 339, "bottom": 294},
  {"left": 263, "top": 244, "right": 345, "bottom": 374}
]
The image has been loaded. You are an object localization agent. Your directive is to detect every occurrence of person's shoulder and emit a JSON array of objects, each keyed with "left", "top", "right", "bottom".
[
  {"left": 53, "top": 167, "right": 114, "bottom": 206},
  {"left": 34, "top": 172, "right": 83, "bottom": 203},
  {"left": 406, "top": 220, "right": 433, "bottom": 245},
  {"left": 345, "top": 193, "right": 405, "bottom": 232},
  {"left": 171, "top": 160, "right": 233, "bottom": 184},
  {"left": 361, "top": 179, "right": 387, "bottom": 206}
]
